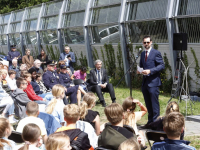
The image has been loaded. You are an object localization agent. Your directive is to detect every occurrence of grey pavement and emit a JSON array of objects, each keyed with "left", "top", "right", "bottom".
[{"left": 185, "top": 120, "right": 200, "bottom": 136}]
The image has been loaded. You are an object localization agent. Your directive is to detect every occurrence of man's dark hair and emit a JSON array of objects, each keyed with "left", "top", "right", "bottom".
[
  {"left": 80, "top": 66, "right": 87, "bottom": 72},
  {"left": 143, "top": 35, "right": 152, "bottom": 41},
  {"left": 16, "top": 77, "right": 26, "bottom": 88},
  {"left": 36, "top": 73, "right": 42, "bottom": 80},
  {"left": 8, "top": 70, "right": 16, "bottom": 76}
]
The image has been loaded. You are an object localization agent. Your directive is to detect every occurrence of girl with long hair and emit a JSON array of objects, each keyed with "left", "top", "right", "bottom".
[
  {"left": 17, "top": 123, "right": 43, "bottom": 150},
  {"left": 46, "top": 84, "right": 66, "bottom": 125},
  {"left": 0, "top": 118, "right": 15, "bottom": 150},
  {"left": 46, "top": 132, "right": 71, "bottom": 150},
  {"left": 122, "top": 97, "right": 147, "bottom": 147}
]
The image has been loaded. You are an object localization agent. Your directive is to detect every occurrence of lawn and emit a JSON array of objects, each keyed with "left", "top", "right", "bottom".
[{"left": 93, "top": 87, "right": 200, "bottom": 149}]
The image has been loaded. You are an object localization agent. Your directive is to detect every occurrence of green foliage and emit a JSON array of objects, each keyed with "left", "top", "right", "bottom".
[
  {"left": 92, "top": 47, "right": 99, "bottom": 61},
  {"left": 31, "top": 46, "right": 39, "bottom": 59},
  {"left": 153, "top": 43, "right": 158, "bottom": 50},
  {"left": 101, "top": 47, "right": 106, "bottom": 70},
  {"left": 46, "top": 45, "right": 60, "bottom": 61},
  {"left": 79, "top": 51, "right": 88, "bottom": 67},
  {"left": 191, "top": 48, "right": 200, "bottom": 78}
]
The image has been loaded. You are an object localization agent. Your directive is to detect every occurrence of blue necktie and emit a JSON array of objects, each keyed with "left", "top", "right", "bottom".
[{"left": 97, "top": 70, "right": 100, "bottom": 83}]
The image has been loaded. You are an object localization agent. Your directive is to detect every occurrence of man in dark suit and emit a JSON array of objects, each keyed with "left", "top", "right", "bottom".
[
  {"left": 59, "top": 46, "right": 76, "bottom": 73},
  {"left": 138, "top": 36, "right": 165, "bottom": 125},
  {"left": 88, "top": 60, "right": 116, "bottom": 107},
  {"left": 7, "top": 45, "right": 21, "bottom": 66}
]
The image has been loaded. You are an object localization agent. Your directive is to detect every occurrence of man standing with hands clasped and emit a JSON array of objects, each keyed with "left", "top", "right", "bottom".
[{"left": 137, "top": 36, "right": 165, "bottom": 126}]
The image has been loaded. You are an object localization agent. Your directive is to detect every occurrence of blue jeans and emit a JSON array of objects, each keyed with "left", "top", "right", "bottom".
[
  {"left": 38, "top": 92, "right": 53, "bottom": 101},
  {"left": 34, "top": 100, "right": 49, "bottom": 105}
]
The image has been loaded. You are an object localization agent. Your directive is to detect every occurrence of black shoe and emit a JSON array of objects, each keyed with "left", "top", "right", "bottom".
[
  {"left": 112, "top": 100, "right": 116, "bottom": 103},
  {"left": 101, "top": 102, "right": 107, "bottom": 107},
  {"left": 138, "top": 123, "right": 150, "bottom": 130}
]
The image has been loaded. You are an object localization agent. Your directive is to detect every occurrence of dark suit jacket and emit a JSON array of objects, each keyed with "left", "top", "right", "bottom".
[
  {"left": 140, "top": 48, "right": 165, "bottom": 87},
  {"left": 59, "top": 52, "right": 76, "bottom": 72},
  {"left": 7, "top": 51, "right": 21, "bottom": 66},
  {"left": 89, "top": 68, "right": 109, "bottom": 86},
  {"left": 22, "top": 55, "right": 34, "bottom": 69}
]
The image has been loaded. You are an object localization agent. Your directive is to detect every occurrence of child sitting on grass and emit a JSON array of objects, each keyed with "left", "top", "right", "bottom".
[
  {"left": 80, "top": 92, "right": 100, "bottom": 135},
  {"left": 152, "top": 112, "right": 196, "bottom": 150},
  {"left": 56, "top": 104, "right": 92, "bottom": 150}
]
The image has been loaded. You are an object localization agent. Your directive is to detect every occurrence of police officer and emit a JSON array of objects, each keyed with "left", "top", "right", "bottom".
[
  {"left": 7, "top": 45, "right": 21, "bottom": 67},
  {"left": 42, "top": 60, "right": 78, "bottom": 104},
  {"left": 59, "top": 65, "right": 73, "bottom": 88}
]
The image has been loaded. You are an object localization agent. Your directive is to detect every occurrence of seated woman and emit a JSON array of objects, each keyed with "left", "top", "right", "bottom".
[
  {"left": 22, "top": 49, "right": 34, "bottom": 69},
  {"left": 74, "top": 66, "right": 87, "bottom": 91},
  {"left": 46, "top": 84, "right": 66, "bottom": 125},
  {"left": 16, "top": 64, "right": 28, "bottom": 79},
  {"left": 35, "top": 73, "right": 50, "bottom": 93},
  {"left": 28, "top": 68, "right": 53, "bottom": 101}
]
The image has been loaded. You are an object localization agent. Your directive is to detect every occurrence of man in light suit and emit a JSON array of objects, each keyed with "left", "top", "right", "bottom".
[
  {"left": 138, "top": 36, "right": 165, "bottom": 125},
  {"left": 59, "top": 46, "right": 76, "bottom": 73},
  {"left": 88, "top": 60, "right": 116, "bottom": 107}
]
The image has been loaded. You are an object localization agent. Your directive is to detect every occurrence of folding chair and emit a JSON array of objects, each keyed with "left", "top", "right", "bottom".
[
  {"left": 145, "top": 130, "right": 167, "bottom": 147},
  {"left": 8, "top": 131, "right": 23, "bottom": 143},
  {"left": 73, "top": 79, "right": 88, "bottom": 91}
]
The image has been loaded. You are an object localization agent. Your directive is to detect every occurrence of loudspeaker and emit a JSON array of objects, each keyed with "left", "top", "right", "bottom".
[{"left": 173, "top": 33, "right": 188, "bottom": 51}]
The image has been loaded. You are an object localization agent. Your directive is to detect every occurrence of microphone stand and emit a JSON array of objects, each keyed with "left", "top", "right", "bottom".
[{"left": 115, "top": 50, "right": 142, "bottom": 97}]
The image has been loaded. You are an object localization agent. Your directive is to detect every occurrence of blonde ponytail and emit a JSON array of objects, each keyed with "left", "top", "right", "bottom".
[
  {"left": 46, "top": 98, "right": 58, "bottom": 114},
  {"left": 79, "top": 101, "right": 88, "bottom": 119}
]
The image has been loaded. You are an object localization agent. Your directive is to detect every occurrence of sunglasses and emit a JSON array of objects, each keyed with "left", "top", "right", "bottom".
[{"left": 143, "top": 42, "right": 150, "bottom": 44}]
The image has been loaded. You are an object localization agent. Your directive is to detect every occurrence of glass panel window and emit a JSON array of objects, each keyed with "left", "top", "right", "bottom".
[
  {"left": 41, "top": 30, "right": 58, "bottom": 44},
  {"left": 63, "top": 12, "right": 84, "bottom": 27},
  {"left": 91, "top": 5, "right": 120, "bottom": 24},
  {"left": 10, "top": 23, "right": 21, "bottom": 33},
  {"left": 0, "top": 25, "right": 7, "bottom": 34},
  {"left": 26, "top": 6, "right": 41, "bottom": 19},
  {"left": 44, "top": 1, "right": 63, "bottom": 16},
  {"left": 128, "top": 0, "right": 167, "bottom": 20},
  {"left": 94, "top": 0, "right": 121, "bottom": 7},
  {"left": 12, "top": 11, "right": 24, "bottom": 22},
  {"left": 128, "top": 20, "right": 168, "bottom": 43},
  {"left": 24, "top": 19, "right": 38, "bottom": 31},
  {"left": 66, "top": 0, "right": 88, "bottom": 11},
  {"left": 0, "top": 35, "right": 7, "bottom": 45},
  {"left": 91, "top": 24, "right": 120, "bottom": 44},
  {"left": 2, "top": 14, "right": 11, "bottom": 24},
  {"left": 178, "top": 0, "right": 200, "bottom": 15},
  {"left": 24, "top": 31, "right": 37, "bottom": 45},
  {"left": 9, "top": 33, "right": 20, "bottom": 45},
  {"left": 41, "top": 16, "right": 58, "bottom": 29},
  {"left": 63, "top": 27, "right": 85, "bottom": 44},
  {"left": 177, "top": 18, "right": 200, "bottom": 43}
]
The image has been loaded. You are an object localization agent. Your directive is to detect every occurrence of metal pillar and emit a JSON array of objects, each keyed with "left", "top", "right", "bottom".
[
  {"left": 36, "top": 3, "right": 45, "bottom": 52},
  {"left": 84, "top": 0, "right": 95, "bottom": 68},
  {"left": 57, "top": 0, "right": 67, "bottom": 53},
  {"left": 20, "top": 8, "right": 27, "bottom": 55},
  {"left": 6, "top": 12, "right": 13, "bottom": 52},
  {"left": 119, "top": 0, "right": 131, "bottom": 86}
]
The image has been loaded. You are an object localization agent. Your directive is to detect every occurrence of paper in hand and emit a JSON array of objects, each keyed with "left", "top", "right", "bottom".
[{"left": 137, "top": 65, "right": 143, "bottom": 73}]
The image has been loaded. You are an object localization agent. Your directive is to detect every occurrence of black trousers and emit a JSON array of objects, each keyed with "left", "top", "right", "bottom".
[{"left": 88, "top": 83, "right": 116, "bottom": 103}]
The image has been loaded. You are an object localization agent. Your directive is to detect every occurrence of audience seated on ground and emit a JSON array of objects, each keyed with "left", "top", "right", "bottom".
[
  {"left": 9, "top": 59, "right": 19, "bottom": 73},
  {"left": 0, "top": 70, "right": 15, "bottom": 122},
  {"left": 151, "top": 112, "right": 196, "bottom": 150},
  {"left": 118, "top": 137, "right": 141, "bottom": 150},
  {"left": 98, "top": 103, "right": 137, "bottom": 150},
  {"left": 23, "top": 73, "right": 48, "bottom": 105},
  {"left": 11, "top": 77, "right": 31, "bottom": 119},
  {"left": 3, "top": 65, "right": 9, "bottom": 71},
  {"left": 45, "top": 132, "right": 71, "bottom": 150},
  {"left": 28, "top": 68, "right": 53, "bottom": 101},
  {"left": 74, "top": 66, "right": 87, "bottom": 91},
  {"left": 141, "top": 101, "right": 185, "bottom": 140},
  {"left": 56, "top": 104, "right": 92, "bottom": 150},
  {"left": 45, "top": 84, "right": 66, "bottom": 126},
  {"left": 22, "top": 49, "right": 34, "bottom": 69},
  {"left": 0, "top": 118, "right": 15, "bottom": 149},
  {"left": 6, "top": 70, "right": 17, "bottom": 91},
  {"left": 16, "top": 123, "right": 45, "bottom": 150},
  {"left": 80, "top": 92, "right": 100, "bottom": 135},
  {"left": 31, "top": 59, "right": 44, "bottom": 74},
  {"left": 122, "top": 97, "right": 147, "bottom": 147},
  {"left": 16, "top": 101, "right": 47, "bottom": 143}
]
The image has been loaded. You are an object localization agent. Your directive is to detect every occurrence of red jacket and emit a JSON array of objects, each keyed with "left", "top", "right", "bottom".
[{"left": 24, "top": 82, "right": 43, "bottom": 101}]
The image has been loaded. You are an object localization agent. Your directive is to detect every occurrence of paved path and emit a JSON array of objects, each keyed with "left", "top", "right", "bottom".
[{"left": 185, "top": 120, "right": 200, "bottom": 136}]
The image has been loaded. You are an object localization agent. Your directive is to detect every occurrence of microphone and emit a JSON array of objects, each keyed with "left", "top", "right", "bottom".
[{"left": 136, "top": 48, "right": 143, "bottom": 58}]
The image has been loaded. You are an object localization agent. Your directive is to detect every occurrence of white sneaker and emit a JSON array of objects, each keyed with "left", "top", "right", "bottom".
[{"left": 8, "top": 115, "right": 18, "bottom": 124}]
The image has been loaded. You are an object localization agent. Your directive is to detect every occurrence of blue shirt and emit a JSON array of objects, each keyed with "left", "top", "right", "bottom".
[
  {"left": 1, "top": 137, "right": 15, "bottom": 150},
  {"left": 152, "top": 138, "right": 196, "bottom": 150}
]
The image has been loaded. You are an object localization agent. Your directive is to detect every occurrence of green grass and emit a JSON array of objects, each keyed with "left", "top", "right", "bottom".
[{"left": 93, "top": 87, "right": 200, "bottom": 149}]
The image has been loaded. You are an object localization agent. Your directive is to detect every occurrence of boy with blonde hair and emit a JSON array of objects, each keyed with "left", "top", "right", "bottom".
[
  {"left": 152, "top": 112, "right": 196, "bottom": 150},
  {"left": 56, "top": 104, "right": 93, "bottom": 150}
]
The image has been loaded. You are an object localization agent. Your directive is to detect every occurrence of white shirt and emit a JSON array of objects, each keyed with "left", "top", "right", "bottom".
[
  {"left": 145, "top": 47, "right": 152, "bottom": 57},
  {"left": 16, "top": 116, "right": 47, "bottom": 136},
  {"left": 6, "top": 77, "right": 17, "bottom": 90}
]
